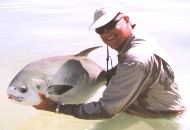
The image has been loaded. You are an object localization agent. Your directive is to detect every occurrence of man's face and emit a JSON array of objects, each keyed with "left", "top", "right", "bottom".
[{"left": 97, "top": 14, "right": 132, "bottom": 51}]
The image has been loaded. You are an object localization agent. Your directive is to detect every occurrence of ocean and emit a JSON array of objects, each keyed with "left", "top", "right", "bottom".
[{"left": 0, "top": 0, "right": 190, "bottom": 129}]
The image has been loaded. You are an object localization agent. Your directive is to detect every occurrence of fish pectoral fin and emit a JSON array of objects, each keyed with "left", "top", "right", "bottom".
[{"left": 47, "top": 85, "right": 73, "bottom": 95}]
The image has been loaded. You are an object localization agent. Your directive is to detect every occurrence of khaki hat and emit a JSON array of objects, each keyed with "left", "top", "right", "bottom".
[{"left": 89, "top": 3, "right": 126, "bottom": 29}]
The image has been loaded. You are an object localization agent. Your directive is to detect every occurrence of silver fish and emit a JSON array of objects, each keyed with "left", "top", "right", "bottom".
[{"left": 7, "top": 46, "right": 107, "bottom": 106}]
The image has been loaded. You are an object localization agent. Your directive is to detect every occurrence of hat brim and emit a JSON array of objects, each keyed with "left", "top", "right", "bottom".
[{"left": 89, "top": 11, "right": 118, "bottom": 30}]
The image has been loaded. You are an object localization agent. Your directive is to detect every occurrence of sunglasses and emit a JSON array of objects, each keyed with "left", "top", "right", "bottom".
[{"left": 95, "top": 17, "right": 124, "bottom": 34}]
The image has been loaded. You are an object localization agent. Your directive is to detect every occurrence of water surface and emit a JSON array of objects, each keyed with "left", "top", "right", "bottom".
[{"left": 0, "top": 0, "right": 190, "bottom": 130}]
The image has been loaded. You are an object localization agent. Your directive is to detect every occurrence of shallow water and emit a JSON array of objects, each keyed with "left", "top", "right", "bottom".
[{"left": 1, "top": 0, "right": 190, "bottom": 130}]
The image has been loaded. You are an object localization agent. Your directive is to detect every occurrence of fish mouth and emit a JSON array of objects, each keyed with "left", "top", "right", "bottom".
[{"left": 8, "top": 94, "right": 23, "bottom": 102}]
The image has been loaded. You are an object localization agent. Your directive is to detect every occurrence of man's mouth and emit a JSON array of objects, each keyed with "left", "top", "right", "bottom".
[{"left": 107, "top": 36, "right": 116, "bottom": 41}]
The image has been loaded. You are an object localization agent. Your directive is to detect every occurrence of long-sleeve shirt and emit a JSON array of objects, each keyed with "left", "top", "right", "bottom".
[{"left": 58, "top": 34, "right": 186, "bottom": 119}]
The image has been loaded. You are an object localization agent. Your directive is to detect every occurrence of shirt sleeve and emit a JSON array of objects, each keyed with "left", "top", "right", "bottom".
[{"left": 59, "top": 61, "right": 147, "bottom": 119}]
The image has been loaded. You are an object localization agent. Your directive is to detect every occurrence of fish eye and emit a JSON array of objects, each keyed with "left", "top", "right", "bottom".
[{"left": 17, "top": 86, "right": 28, "bottom": 93}]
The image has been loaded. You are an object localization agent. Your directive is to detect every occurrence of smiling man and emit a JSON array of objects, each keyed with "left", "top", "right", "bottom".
[{"left": 34, "top": 3, "right": 186, "bottom": 119}]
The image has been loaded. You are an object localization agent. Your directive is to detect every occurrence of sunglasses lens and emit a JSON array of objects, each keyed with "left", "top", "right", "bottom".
[
  {"left": 95, "top": 22, "right": 116, "bottom": 34},
  {"left": 95, "top": 28, "right": 104, "bottom": 34},
  {"left": 105, "top": 21, "right": 117, "bottom": 30},
  {"left": 95, "top": 17, "right": 123, "bottom": 34}
]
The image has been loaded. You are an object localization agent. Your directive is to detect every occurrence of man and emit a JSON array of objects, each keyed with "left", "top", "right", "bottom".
[{"left": 34, "top": 3, "right": 185, "bottom": 119}]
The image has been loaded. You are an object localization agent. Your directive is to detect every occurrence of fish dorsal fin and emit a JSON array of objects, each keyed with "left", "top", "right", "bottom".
[
  {"left": 75, "top": 46, "right": 102, "bottom": 57},
  {"left": 47, "top": 85, "right": 73, "bottom": 95}
]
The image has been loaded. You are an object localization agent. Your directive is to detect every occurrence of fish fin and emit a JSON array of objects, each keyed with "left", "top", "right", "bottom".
[
  {"left": 96, "top": 69, "right": 107, "bottom": 85},
  {"left": 75, "top": 46, "right": 102, "bottom": 57},
  {"left": 47, "top": 85, "right": 73, "bottom": 95}
]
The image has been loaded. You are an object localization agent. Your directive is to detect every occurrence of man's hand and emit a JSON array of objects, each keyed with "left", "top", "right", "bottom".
[{"left": 33, "top": 93, "right": 58, "bottom": 112}]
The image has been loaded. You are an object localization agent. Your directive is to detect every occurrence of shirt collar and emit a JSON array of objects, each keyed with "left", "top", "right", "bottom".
[{"left": 118, "top": 34, "right": 136, "bottom": 59}]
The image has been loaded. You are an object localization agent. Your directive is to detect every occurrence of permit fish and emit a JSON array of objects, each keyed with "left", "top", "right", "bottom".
[{"left": 7, "top": 46, "right": 107, "bottom": 106}]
